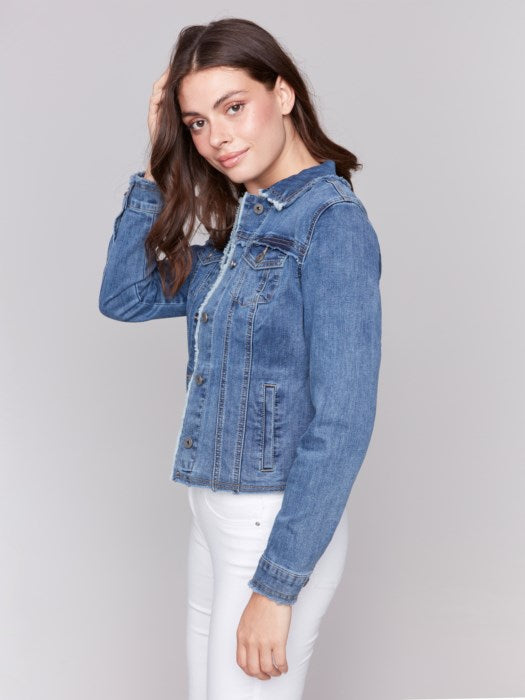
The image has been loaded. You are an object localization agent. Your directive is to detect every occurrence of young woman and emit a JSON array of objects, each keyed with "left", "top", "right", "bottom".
[{"left": 99, "top": 17, "right": 382, "bottom": 699}]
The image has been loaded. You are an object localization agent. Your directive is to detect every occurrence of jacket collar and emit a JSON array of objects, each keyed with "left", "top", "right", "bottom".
[{"left": 253, "top": 159, "right": 337, "bottom": 211}]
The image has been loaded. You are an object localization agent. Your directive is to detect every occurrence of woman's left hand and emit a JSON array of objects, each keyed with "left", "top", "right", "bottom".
[{"left": 236, "top": 591, "right": 292, "bottom": 679}]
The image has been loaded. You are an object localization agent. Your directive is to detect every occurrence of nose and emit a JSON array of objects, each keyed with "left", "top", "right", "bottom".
[{"left": 208, "top": 121, "right": 231, "bottom": 150}]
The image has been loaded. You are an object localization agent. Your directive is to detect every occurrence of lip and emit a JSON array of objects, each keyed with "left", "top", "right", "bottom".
[{"left": 217, "top": 148, "right": 249, "bottom": 167}]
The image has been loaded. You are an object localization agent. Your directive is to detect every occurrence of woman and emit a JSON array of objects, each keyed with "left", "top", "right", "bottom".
[{"left": 99, "top": 17, "right": 382, "bottom": 699}]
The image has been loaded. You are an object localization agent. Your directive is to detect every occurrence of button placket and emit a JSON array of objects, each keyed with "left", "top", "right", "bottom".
[{"left": 175, "top": 195, "right": 249, "bottom": 477}]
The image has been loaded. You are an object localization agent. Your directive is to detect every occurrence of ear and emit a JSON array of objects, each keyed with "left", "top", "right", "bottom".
[{"left": 274, "top": 75, "right": 295, "bottom": 116}]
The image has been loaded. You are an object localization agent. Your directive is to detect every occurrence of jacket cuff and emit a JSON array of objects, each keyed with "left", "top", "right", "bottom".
[
  {"left": 124, "top": 171, "right": 164, "bottom": 212},
  {"left": 247, "top": 555, "right": 311, "bottom": 606}
]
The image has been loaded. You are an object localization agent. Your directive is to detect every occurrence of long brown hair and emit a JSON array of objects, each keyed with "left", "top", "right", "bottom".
[{"left": 146, "top": 17, "right": 362, "bottom": 299}]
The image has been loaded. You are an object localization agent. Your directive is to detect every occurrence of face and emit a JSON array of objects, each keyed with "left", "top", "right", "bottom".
[{"left": 178, "top": 66, "right": 295, "bottom": 194}]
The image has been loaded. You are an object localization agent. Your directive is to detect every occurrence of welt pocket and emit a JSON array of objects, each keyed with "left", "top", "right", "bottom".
[{"left": 259, "top": 382, "right": 277, "bottom": 472}]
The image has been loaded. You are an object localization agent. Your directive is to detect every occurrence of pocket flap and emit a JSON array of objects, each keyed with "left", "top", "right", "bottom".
[
  {"left": 243, "top": 242, "right": 288, "bottom": 269},
  {"left": 197, "top": 244, "right": 224, "bottom": 265}
]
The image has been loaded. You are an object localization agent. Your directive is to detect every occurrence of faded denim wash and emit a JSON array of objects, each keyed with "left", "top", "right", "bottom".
[{"left": 99, "top": 159, "right": 382, "bottom": 605}]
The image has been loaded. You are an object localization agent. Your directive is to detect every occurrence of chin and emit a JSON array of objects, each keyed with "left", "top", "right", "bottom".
[{"left": 224, "top": 171, "right": 247, "bottom": 184}]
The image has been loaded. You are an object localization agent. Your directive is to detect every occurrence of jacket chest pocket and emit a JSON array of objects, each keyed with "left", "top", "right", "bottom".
[{"left": 230, "top": 241, "right": 288, "bottom": 306}]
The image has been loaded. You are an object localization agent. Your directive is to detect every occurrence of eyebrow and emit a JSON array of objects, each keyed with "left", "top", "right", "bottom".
[{"left": 180, "top": 90, "right": 249, "bottom": 118}]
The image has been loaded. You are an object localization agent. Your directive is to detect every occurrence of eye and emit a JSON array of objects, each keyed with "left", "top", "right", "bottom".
[
  {"left": 227, "top": 102, "right": 245, "bottom": 115},
  {"left": 188, "top": 119, "right": 205, "bottom": 132},
  {"left": 186, "top": 103, "right": 245, "bottom": 133}
]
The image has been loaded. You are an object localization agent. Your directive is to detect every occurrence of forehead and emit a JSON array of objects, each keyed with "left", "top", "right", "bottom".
[{"left": 178, "top": 66, "right": 260, "bottom": 108}]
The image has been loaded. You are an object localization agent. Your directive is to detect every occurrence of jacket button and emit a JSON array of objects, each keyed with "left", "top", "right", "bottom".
[
  {"left": 195, "top": 374, "right": 204, "bottom": 385},
  {"left": 255, "top": 246, "right": 269, "bottom": 263},
  {"left": 194, "top": 311, "right": 199, "bottom": 320},
  {"left": 253, "top": 203, "right": 264, "bottom": 214},
  {"left": 201, "top": 311, "right": 208, "bottom": 322},
  {"left": 230, "top": 260, "right": 236, "bottom": 267},
  {"left": 183, "top": 437, "right": 193, "bottom": 448}
]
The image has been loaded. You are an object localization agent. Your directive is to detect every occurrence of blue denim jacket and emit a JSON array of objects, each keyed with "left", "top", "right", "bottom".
[{"left": 99, "top": 159, "right": 382, "bottom": 605}]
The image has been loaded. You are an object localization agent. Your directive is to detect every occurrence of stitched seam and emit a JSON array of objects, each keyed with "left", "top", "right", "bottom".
[
  {"left": 300, "top": 199, "right": 364, "bottom": 266},
  {"left": 260, "top": 555, "right": 312, "bottom": 579}
]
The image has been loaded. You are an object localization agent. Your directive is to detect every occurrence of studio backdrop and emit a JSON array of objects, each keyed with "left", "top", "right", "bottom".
[{"left": 1, "top": 1, "right": 524, "bottom": 699}]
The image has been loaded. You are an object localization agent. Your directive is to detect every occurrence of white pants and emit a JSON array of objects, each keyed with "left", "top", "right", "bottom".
[{"left": 185, "top": 485, "right": 349, "bottom": 699}]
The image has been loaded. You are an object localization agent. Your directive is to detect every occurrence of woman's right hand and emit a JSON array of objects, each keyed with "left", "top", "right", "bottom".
[{"left": 145, "top": 67, "right": 170, "bottom": 181}]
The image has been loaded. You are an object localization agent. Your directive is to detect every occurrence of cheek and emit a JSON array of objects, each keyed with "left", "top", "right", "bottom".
[
  {"left": 244, "top": 102, "right": 281, "bottom": 141},
  {"left": 191, "top": 135, "right": 210, "bottom": 157}
]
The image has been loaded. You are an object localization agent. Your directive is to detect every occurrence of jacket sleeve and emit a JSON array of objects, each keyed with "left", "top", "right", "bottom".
[
  {"left": 98, "top": 171, "right": 199, "bottom": 321},
  {"left": 247, "top": 199, "right": 382, "bottom": 605}
]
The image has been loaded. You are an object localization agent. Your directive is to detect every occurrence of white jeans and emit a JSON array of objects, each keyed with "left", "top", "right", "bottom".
[{"left": 186, "top": 485, "right": 349, "bottom": 699}]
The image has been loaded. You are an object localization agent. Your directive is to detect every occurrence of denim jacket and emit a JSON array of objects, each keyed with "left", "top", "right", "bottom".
[{"left": 99, "top": 159, "right": 382, "bottom": 605}]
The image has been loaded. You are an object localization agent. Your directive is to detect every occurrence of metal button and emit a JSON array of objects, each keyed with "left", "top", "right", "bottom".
[
  {"left": 230, "top": 260, "right": 236, "bottom": 267},
  {"left": 183, "top": 437, "right": 193, "bottom": 448},
  {"left": 201, "top": 311, "right": 208, "bottom": 322},
  {"left": 255, "top": 246, "right": 269, "bottom": 263},
  {"left": 194, "top": 311, "right": 199, "bottom": 320},
  {"left": 253, "top": 203, "right": 264, "bottom": 214},
  {"left": 195, "top": 374, "right": 204, "bottom": 385}
]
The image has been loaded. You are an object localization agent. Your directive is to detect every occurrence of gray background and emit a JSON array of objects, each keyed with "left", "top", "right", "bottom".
[{"left": 2, "top": 1, "right": 524, "bottom": 698}]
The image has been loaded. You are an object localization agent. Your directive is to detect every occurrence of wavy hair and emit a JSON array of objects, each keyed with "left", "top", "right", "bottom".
[{"left": 145, "top": 17, "right": 362, "bottom": 298}]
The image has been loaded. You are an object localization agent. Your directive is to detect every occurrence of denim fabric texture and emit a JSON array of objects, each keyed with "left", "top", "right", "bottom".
[{"left": 99, "top": 159, "right": 382, "bottom": 605}]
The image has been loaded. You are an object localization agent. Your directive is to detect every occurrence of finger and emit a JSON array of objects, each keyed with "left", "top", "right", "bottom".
[
  {"left": 151, "top": 83, "right": 166, "bottom": 101},
  {"left": 247, "top": 645, "right": 270, "bottom": 680},
  {"left": 150, "top": 78, "right": 170, "bottom": 103},
  {"left": 154, "top": 67, "right": 170, "bottom": 89},
  {"left": 236, "top": 641, "right": 247, "bottom": 672},
  {"left": 260, "top": 646, "right": 281, "bottom": 677},
  {"left": 272, "top": 646, "right": 288, "bottom": 674}
]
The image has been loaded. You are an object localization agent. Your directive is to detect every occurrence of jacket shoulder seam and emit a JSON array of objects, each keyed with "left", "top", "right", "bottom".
[{"left": 300, "top": 198, "right": 364, "bottom": 267}]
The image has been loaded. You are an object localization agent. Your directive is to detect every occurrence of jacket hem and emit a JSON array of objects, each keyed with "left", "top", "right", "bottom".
[{"left": 171, "top": 471, "right": 287, "bottom": 493}]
